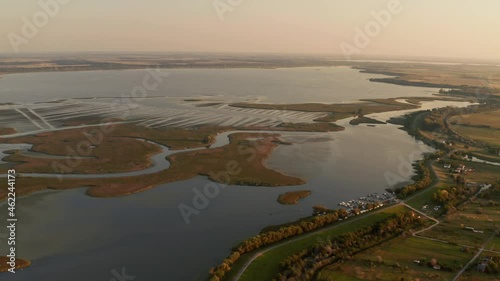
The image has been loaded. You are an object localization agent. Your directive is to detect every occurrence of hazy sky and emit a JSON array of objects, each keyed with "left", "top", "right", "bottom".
[{"left": 1, "top": 0, "right": 500, "bottom": 60}]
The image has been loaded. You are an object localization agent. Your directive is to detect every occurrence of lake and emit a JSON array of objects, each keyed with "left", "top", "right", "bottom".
[{"left": 0, "top": 67, "right": 467, "bottom": 281}]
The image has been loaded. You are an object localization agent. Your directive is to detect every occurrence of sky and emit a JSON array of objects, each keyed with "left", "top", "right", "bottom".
[{"left": 1, "top": 0, "right": 500, "bottom": 60}]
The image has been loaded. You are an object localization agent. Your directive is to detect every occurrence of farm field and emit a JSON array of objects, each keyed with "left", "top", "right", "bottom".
[{"left": 316, "top": 237, "right": 474, "bottom": 281}]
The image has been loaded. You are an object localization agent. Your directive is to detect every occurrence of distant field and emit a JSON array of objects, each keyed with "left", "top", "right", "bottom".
[
  {"left": 451, "top": 110, "right": 500, "bottom": 130},
  {"left": 316, "top": 237, "right": 474, "bottom": 281},
  {"left": 277, "top": 190, "right": 311, "bottom": 205},
  {"left": 452, "top": 125, "right": 500, "bottom": 147},
  {"left": 358, "top": 63, "right": 500, "bottom": 92}
]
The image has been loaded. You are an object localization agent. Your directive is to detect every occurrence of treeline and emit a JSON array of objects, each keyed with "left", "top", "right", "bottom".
[
  {"left": 274, "top": 212, "right": 423, "bottom": 281},
  {"left": 432, "top": 184, "right": 477, "bottom": 213},
  {"left": 208, "top": 208, "right": 350, "bottom": 280},
  {"left": 392, "top": 161, "right": 433, "bottom": 199}
]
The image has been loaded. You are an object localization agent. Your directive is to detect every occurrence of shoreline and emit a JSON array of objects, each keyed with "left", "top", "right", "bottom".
[{"left": 1, "top": 61, "right": 498, "bottom": 96}]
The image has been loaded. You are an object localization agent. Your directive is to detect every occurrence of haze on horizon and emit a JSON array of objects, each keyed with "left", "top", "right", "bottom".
[{"left": 1, "top": 0, "right": 500, "bottom": 61}]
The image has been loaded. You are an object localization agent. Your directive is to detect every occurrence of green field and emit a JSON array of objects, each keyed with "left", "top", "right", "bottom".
[{"left": 406, "top": 186, "right": 437, "bottom": 211}]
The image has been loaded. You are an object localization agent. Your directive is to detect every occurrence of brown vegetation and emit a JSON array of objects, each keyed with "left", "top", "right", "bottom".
[
  {"left": 0, "top": 257, "right": 30, "bottom": 272},
  {"left": 0, "top": 128, "right": 16, "bottom": 135},
  {"left": 0, "top": 131, "right": 304, "bottom": 199},
  {"left": 0, "top": 124, "right": 225, "bottom": 175},
  {"left": 277, "top": 190, "right": 311, "bottom": 205}
]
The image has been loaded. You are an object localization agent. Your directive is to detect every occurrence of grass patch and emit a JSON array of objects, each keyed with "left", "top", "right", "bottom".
[{"left": 452, "top": 125, "right": 500, "bottom": 147}]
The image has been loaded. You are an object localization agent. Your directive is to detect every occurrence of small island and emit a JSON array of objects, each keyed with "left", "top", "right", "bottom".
[
  {"left": 0, "top": 257, "right": 31, "bottom": 273},
  {"left": 349, "top": 116, "right": 386, "bottom": 125},
  {"left": 277, "top": 190, "right": 312, "bottom": 205}
]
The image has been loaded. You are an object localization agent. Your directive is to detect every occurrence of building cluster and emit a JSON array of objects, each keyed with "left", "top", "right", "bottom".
[{"left": 443, "top": 163, "right": 475, "bottom": 174}]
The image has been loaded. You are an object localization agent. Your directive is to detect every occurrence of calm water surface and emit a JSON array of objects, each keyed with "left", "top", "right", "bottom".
[
  {"left": 0, "top": 68, "right": 465, "bottom": 281},
  {"left": 0, "top": 67, "right": 440, "bottom": 104}
]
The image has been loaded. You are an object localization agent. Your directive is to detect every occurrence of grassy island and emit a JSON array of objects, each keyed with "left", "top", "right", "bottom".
[
  {"left": 277, "top": 190, "right": 311, "bottom": 205},
  {"left": 0, "top": 257, "right": 30, "bottom": 272},
  {"left": 0, "top": 128, "right": 16, "bottom": 135}
]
